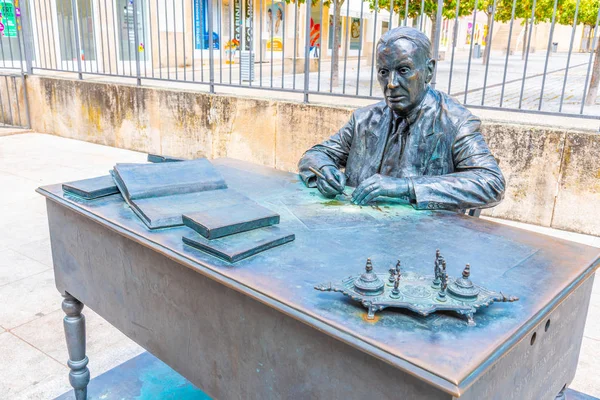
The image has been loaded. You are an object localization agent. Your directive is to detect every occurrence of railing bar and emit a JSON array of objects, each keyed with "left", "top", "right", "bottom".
[
  {"left": 70, "top": 0, "right": 83, "bottom": 78},
  {"left": 125, "top": 0, "right": 133, "bottom": 76},
  {"left": 207, "top": 0, "right": 215, "bottom": 92},
  {"left": 132, "top": 0, "right": 141, "bottom": 84},
  {"left": 198, "top": 0, "right": 204, "bottom": 82},
  {"left": 518, "top": 0, "right": 538, "bottom": 109},
  {"left": 62, "top": 0, "right": 75, "bottom": 72},
  {"left": 99, "top": 1, "right": 108, "bottom": 74},
  {"left": 229, "top": 0, "right": 233, "bottom": 84},
  {"left": 217, "top": 0, "right": 222, "bottom": 83},
  {"left": 499, "top": 0, "right": 516, "bottom": 107},
  {"left": 248, "top": 0, "right": 253, "bottom": 87},
  {"left": 83, "top": 0, "right": 93, "bottom": 73},
  {"left": 369, "top": 0, "right": 378, "bottom": 96},
  {"left": 38, "top": 0, "right": 50, "bottom": 68},
  {"left": 156, "top": 0, "right": 162, "bottom": 79},
  {"left": 241, "top": 0, "right": 245, "bottom": 86},
  {"left": 389, "top": 0, "right": 394, "bottom": 30},
  {"left": 0, "top": 75, "right": 6, "bottom": 125},
  {"left": 90, "top": 0, "right": 101, "bottom": 74},
  {"left": 259, "top": 0, "right": 263, "bottom": 86},
  {"left": 141, "top": 0, "right": 148, "bottom": 77},
  {"left": 172, "top": 0, "right": 178, "bottom": 80},
  {"left": 14, "top": 0, "right": 25, "bottom": 72},
  {"left": 34, "top": 0, "right": 47, "bottom": 69},
  {"left": 303, "top": 0, "right": 311, "bottom": 102},
  {"left": 463, "top": 0, "right": 478, "bottom": 103},
  {"left": 404, "top": 0, "right": 408, "bottom": 26},
  {"left": 21, "top": 73, "right": 31, "bottom": 128},
  {"left": 580, "top": 6, "right": 600, "bottom": 114},
  {"left": 356, "top": 0, "right": 365, "bottom": 96},
  {"left": 329, "top": 0, "right": 336, "bottom": 93},
  {"left": 538, "top": 0, "right": 559, "bottom": 110},
  {"left": 182, "top": 0, "right": 187, "bottom": 81},
  {"left": 342, "top": 0, "right": 351, "bottom": 94},
  {"left": 559, "top": 0, "right": 581, "bottom": 112},
  {"left": 481, "top": 0, "right": 497, "bottom": 106},
  {"left": 317, "top": 0, "right": 323, "bottom": 92},
  {"left": 292, "top": 0, "right": 298, "bottom": 90},
  {"left": 190, "top": 0, "right": 195, "bottom": 81},
  {"left": 419, "top": 0, "right": 425, "bottom": 31},
  {"left": 270, "top": 0, "right": 274, "bottom": 88},
  {"left": 447, "top": 0, "right": 460, "bottom": 94},
  {"left": 44, "top": 0, "right": 59, "bottom": 69},
  {"left": 281, "top": 0, "right": 285, "bottom": 88},
  {"left": 165, "top": 0, "right": 170, "bottom": 79}
]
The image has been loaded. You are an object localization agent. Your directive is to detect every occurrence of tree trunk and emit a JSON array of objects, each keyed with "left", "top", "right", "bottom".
[
  {"left": 483, "top": 12, "right": 493, "bottom": 65},
  {"left": 331, "top": 0, "right": 342, "bottom": 87},
  {"left": 522, "top": 18, "right": 528, "bottom": 60},
  {"left": 585, "top": 39, "right": 600, "bottom": 105},
  {"left": 430, "top": 12, "right": 438, "bottom": 51}
]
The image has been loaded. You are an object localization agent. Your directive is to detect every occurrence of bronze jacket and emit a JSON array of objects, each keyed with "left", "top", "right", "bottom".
[{"left": 298, "top": 88, "right": 505, "bottom": 210}]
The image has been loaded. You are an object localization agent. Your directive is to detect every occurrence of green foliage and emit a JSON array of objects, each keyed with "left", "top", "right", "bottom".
[
  {"left": 557, "top": 0, "right": 600, "bottom": 27},
  {"left": 494, "top": 0, "right": 558, "bottom": 23},
  {"left": 368, "top": 0, "right": 475, "bottom": 21}
]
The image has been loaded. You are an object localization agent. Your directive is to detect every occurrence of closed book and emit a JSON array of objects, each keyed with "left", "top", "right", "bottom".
[
  {"left": 183, "top": 226, "right": 295, "bottom": 263},
  {"left": 62, "top": 175, "right": 119, "bottom": 200},
  {"left": 182, "top": 203, "right": 280, "bottom": 239}
]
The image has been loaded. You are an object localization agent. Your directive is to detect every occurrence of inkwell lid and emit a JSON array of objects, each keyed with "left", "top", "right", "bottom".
[
  {"left": 354, "top": 258, "right": 385, "bottom": 296},
  {"left": 447, "top": 264, "right": 480, "bottom": 299}
]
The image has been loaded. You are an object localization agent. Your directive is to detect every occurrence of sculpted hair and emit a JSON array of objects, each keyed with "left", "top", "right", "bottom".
[{"left": 377, "top": 27, "right": 432, "bottom": 59}]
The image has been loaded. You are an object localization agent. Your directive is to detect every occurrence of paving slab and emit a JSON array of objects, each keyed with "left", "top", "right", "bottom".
[
  {"left": 0, "top": 249, "right": 50, "bottom": 288},
  {"left": 12, "top": 238, "right": 54, "bottom": 268},
  {"left": 0, "top": 332, "right": 66, "bottom": 398},
  {"left": 0, "top": 269, "right": 61, "bottom": 329}
]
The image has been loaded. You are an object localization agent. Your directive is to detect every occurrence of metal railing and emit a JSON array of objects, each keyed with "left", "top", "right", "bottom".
[{"left": 1, "top": 0, "right": 600, "bottom": 120}]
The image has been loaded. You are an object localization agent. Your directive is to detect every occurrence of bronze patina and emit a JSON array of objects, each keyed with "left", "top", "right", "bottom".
[
  {"left": 299, "top": 27, "right": 505, "bottom": 210},
  {"left": 315, "top": 251, "right": 519, "bottom": 325}
]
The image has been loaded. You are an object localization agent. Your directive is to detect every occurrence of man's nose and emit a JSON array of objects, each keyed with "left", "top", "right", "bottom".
[{"left": 387, "top": 71, "right": 400, "bottom": 89}]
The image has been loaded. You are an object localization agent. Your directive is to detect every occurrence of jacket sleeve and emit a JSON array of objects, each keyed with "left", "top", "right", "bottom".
[
  {"left": 410, "top": 118, "right": 505, "bottom": 210},
  {"left": 297, "top": 112, "right": 356, "bottom": 187}
]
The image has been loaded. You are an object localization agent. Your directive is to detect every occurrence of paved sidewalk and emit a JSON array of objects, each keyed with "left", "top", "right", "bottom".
[{"left": 0, "top": 133, "right": 598, "bottom": 399}]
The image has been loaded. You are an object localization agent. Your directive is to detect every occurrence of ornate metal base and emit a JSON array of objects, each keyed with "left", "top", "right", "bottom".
[{"left": 315, "top": 256, "right": 518, "bottom": 326}]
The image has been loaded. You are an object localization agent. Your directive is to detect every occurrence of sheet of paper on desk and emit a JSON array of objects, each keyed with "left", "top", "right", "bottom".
[
  {"left": 62, "top": 175, "right": 119, "bottom": 200},
  {"left": 183, "top": 225, "right": 295, "bottom": 262},
  {"left": 183, "top": 202, "right": 280, "bottom": 239}
]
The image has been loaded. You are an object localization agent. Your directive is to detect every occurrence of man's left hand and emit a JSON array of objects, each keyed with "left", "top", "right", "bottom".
[{"left": 352, "top": 174, "right": 410, "bottom": 205}]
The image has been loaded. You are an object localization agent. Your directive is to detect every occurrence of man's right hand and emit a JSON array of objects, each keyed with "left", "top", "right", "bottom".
[{"left": 316, "top": 166, "right": 347, "bottom": 198}]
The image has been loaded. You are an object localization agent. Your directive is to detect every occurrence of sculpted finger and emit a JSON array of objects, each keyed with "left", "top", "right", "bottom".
[
  {"left": 354, "top": 183, "right": 377, "bottom": 205},
  {"left": 358, "top": 188, "right": 381, "bottom": 205},
  {"left": 323, "top": 168, "right": 344, "bottom": 192},
  {"left": 334, "top": 169, "right": 347, "bottom": 189},
  {"left": 317, "top": 178, "right": 339, "bottom": 197},
  {"left": 352, "top": 178, "right": 374, "bottom": 202}
]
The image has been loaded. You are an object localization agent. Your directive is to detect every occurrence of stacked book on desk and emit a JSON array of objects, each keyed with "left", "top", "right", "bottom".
[{"left": 62, "top": 157, "right": 294, "bottom": 263}]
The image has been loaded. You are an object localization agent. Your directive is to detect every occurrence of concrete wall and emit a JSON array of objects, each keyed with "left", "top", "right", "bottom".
[{"left": 26, "top": 75, "right": 600, "bottom": 236}]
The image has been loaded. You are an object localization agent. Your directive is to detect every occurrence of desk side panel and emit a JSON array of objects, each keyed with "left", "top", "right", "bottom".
[{"left": 47, "top": 200, "right": 449, "bottom": 400}]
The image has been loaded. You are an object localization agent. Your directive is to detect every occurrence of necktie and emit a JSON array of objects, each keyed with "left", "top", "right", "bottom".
[{"left": 380, "top": 118, "right": 409, "bottom": 177}]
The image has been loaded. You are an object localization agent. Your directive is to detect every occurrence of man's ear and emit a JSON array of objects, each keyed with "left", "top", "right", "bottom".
[{"left": 425, "top": 58, "right": 436, "bottom": 83}]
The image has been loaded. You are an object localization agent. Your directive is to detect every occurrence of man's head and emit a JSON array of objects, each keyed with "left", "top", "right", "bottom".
[{"left": 376, "top": 27, "right": 435, "bottom": 117}]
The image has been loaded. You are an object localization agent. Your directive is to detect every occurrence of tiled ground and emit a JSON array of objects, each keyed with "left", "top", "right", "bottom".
[{"left": 0, "top": 132, "right": 598, "bottom": 399}]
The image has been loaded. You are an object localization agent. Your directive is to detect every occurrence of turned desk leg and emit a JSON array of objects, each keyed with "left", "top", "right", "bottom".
[{"left": 62, "top": 292, "right": 90, "bottom": 400}]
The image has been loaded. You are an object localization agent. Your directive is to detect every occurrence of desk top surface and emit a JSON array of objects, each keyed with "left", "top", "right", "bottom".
[{"left": 37, "top": 158, "right": 600, "bottom": 395}]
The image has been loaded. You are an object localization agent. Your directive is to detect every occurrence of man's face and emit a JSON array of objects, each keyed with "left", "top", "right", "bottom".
[{"left": 376, "top": 39, "right": 435, "bottom": 116}]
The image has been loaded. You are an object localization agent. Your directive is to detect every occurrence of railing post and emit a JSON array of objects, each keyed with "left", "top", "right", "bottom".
[
  {"left": 70, "top": 0, "right": 83, "bottom": 79},
  {"left": 132, "top": 0, "right": 142, "bottom": 86},
  {"left": 207, "top": 0, "right": 215, "bottom": 93},
  {"left": 431, "top": 0, "right": 443, "bottom": 89},
  {"left": 303, "top": 0, "right": 311, "bottom": 103},
  {"left": 18, "top": 0, "right": 34, "bottom": 75}
]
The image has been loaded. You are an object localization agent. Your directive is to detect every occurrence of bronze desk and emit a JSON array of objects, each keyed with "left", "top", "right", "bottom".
[{"left": 37, "top": 158, "right": 600, "bottom": 400}]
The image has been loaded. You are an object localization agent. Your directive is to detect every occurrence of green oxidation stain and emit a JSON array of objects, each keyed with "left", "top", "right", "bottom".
[{"left": 322, "top": 199, "right": 346, "bottom": 206}]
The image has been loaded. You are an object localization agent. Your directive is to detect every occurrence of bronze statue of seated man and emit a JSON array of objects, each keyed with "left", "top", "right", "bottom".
[{"left": 298, "top": 27, "right": 505, "bottom": 210}]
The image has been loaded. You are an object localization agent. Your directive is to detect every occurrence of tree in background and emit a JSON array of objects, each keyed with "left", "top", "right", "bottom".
[
  {"left": 493, "top": 0, "right": 556, "bottom": 59},
  {"left": 369, "top": 0, "right": 475, "bottom": 55},
  {"left": 557, "top": 0, "right": 600, "bottom": 105}
]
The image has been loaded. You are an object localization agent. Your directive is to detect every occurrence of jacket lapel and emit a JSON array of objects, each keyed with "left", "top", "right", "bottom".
[{"left": 364, "top": 106, "right": 392, "bottom": 176}]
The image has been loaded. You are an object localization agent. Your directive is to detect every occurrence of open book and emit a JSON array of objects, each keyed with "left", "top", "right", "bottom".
[{"left": 111, "top": 158, "right": 240, "bottom": 229}]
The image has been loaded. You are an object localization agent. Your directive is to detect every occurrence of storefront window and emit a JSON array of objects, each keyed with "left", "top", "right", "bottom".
[
  {"left": 56, "top": 0, "right": 96, "bottom": 61},
  {"left": 117, "top": 0, "right": 148, "bottom": 61},
  {"left": 194, "top": 0, "right": 219, "bottom": 49}
]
